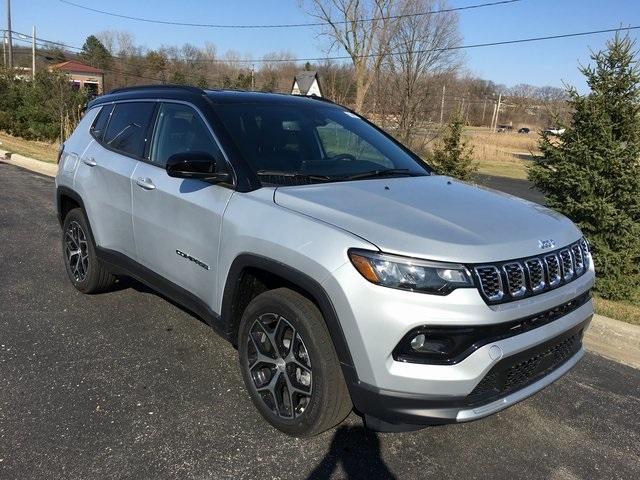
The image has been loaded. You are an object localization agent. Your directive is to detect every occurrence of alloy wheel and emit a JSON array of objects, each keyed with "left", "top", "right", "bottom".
[
  {"left": 64, "top": 220, "right": 89, "bottom": 282},
  {"left": 246, "top": 313, "right": 313, "bottom": 419}
]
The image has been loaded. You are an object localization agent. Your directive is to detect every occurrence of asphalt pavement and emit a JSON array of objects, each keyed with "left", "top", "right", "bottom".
[{"left": 0, "top": 162, "right": 638, "bottom": 480}]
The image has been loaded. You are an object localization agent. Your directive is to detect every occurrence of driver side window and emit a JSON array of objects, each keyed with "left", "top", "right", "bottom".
[
  {"left": 316, "top": 119, "right": 392, "bottom": 169},
  {"left": 151, "top": 103, "right": 224, "bottom": 169}
]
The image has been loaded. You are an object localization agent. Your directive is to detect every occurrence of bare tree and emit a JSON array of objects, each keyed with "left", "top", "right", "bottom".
[
  {"left": 301, "top": 0, "right": 397, "bottom": 113},
  {"left": 388, "top": 0, "right": 462, "bottom": 144}
]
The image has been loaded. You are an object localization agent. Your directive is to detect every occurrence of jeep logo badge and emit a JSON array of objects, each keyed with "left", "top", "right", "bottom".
[{"left": 538, "top": 239, "right": 555, "bottom": 249}]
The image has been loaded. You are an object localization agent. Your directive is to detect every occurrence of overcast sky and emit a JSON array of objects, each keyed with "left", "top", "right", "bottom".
[{"left": 4, "top": 0, "right": 640, "bottom": 91}]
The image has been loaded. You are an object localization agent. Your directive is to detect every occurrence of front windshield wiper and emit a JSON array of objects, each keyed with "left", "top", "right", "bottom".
[
  {"left": 342, "top": 168, "right": 423, "bottom": 180},
  {"left": 256, "top": 170, "right": 335, "bottom": 182}
]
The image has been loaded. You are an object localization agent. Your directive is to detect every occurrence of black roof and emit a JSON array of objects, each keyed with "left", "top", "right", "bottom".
[{"left": 87, "top": 84, "right": 340, "bottom": 109}]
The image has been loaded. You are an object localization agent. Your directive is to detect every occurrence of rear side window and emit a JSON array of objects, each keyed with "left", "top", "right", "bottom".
[
  {"left": 90, "top": 105, "right": 112, "bottom": 141},
  {"left": 103, "top": 102, "right": 156, "bottom": 158}
]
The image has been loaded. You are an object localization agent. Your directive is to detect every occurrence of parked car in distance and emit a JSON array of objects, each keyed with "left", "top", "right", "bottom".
[
  {"left": 55, "top": 85, "right": 595, "bottom": 436},
  {"left": 544, "top": 127, "right": 566, "bottom": 136},
  {"left": 518, "top": 127, "right": 530, "bottom": 134},
  {"left": 497, "top": 124, "right": 513, "bottom": 133}
]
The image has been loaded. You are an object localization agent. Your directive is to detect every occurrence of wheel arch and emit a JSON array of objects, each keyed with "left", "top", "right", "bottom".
[
  {"left": 221, "top": 254, "right": 358, "bottom": 379},
  {"left": 56, "top": 186, "right": 85, "bottom": 226}
]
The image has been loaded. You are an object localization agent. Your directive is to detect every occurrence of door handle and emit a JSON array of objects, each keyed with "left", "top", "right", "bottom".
[
  {"left": 136, "top": 177, "right": 156, "bottom": 190},
  {"left": 82, "top": 156, "right": 97, "bottom": 167}
]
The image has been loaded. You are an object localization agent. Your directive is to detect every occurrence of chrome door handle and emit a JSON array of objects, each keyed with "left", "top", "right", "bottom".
[
  {"left": 82, "top": 157, "right": 97, "bottom": 167},
  {"left": 136, "top": 177, "right": 156, "bottom": 190}
]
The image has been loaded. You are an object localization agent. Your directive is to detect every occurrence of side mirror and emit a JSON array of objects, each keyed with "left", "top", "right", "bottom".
[{"left": 166, "top": 152, "right": 231, "bottom": 183}]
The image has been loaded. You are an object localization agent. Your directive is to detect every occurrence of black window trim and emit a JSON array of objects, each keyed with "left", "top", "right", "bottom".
[
  {"left": 90, "top": 99, "right": 158, "bottom": 161},
  {"left": 89, "top": 104, "right": 114, "bottom": 142},
  {"left": 145, "top": 100, "right": 234, "bottom": 184},
  {"left": 87, "top": 98, "right": 237, "bottom": 189}
]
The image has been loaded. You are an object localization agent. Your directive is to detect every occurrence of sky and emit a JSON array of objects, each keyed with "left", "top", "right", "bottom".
[{"left": 3, "top": 0, "right": 640, "bottom": 92}]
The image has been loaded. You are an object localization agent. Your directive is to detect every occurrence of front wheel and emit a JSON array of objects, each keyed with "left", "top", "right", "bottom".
[{"left": 238, "top": 288, "right": 352, "bottom": 437}]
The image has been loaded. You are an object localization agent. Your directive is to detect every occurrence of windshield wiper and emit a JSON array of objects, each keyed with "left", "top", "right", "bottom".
[
  {"left": 342, "top": 168, "right": 422, "bottom": 180},
  {"left": 256, "top": 170, "right": 335, "bottom": 182}
]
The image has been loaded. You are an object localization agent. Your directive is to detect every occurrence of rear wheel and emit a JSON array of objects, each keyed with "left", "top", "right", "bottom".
[
  {"left": 62, "top": 208, "right": 115, "bottom": 293},
  {"left": 238, "top": 288, "right": 352, "bottom": 437}
]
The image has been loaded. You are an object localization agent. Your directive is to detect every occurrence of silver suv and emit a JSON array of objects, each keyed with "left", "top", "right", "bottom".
[{"left": 55, "top": 85, "right": 595, "bottom": 436}]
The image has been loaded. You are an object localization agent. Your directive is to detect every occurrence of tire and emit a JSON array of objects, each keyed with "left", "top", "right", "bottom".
[
  {"left": 61, "top": 208, "right": 115, "bottom": 293},
  {"left": 238, "top": 288, "right": 352, "bottom": 437}
]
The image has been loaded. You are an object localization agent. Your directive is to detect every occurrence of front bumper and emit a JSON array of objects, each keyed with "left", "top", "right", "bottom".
[
  {"left": 348, "top": 317, "right": 589, "bottom": 431},
  {"left": 323, "top": 259, "right": 595, "bottom": 430}
]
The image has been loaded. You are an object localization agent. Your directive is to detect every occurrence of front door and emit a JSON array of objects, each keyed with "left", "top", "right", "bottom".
[{"left": 131, "top": 102, "right": 233, "bottom": 307}]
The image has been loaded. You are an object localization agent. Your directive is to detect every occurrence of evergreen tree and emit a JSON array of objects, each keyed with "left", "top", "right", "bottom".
[
  {"left": 429, "top": 112, "right": 477, "bottom": 181},
  {"left": 529, "top": 35, "right": 640, "bottom": 302},
  {"left": 80, "top": 35, "right": 112, "bottom": 70}
]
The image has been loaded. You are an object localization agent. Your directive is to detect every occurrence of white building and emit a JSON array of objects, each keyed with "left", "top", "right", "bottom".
[{"left": 291, "top": 71, "right": 323, "bottom": 97}]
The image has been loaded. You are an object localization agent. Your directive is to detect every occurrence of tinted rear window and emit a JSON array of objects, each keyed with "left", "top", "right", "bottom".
[
  {"left": 103, "top": 102, "right": 156, "bottom": 158},
  {"left": 90, "top": 105, "right": 112, "bottom": 141}
]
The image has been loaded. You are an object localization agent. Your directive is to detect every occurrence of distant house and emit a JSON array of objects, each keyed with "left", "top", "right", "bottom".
[
  {"left": 291, "top": 71, "right": 323, "bottom": 97},
  {"left": 50, "top": 60, "right": 104, "bottom": 95}
]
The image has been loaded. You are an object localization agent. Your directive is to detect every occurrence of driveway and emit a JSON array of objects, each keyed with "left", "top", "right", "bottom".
[{"left": 0, "top": 162, "right": 638, "bottom": 480}]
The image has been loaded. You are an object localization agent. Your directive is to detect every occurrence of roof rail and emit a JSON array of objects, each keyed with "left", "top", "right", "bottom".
[{"left": 106, "top": 84, "right": 205, "bottom": 95}]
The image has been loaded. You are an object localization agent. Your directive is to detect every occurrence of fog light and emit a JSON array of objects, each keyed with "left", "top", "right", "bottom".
[
  {"left": 410, "top": 334, "right": 450, "bottom": 354},
  {"left": 411, "top": 334, "right": 426, "bottom": 350}
]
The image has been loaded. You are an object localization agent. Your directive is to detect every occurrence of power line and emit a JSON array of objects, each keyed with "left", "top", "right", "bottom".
[
  {"left": 58, "top": 0, "right": 522, "bottom": 29},
  {"left": 7, "top": 25, "right": 639, "bottom": 66}
]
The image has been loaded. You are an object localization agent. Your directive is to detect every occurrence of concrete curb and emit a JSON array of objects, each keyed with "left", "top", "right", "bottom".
[
  {"left": 1, "top": 149, "right": 58, "bottom": 177},
  {"left": 1, "top": 152, "right": 639, "bottom": 369},
  {"left": 584, "top": 314, "right": 640, "bottom": 369}
]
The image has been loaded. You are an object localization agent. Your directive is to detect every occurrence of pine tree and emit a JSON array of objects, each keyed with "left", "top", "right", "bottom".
[
  {"left": 529, "top": 35, "right": 640, "bottom": 302},
  {"left": 80, "top": 36, "right": 112, "bottom": 70},
  {"left": 429, "top": 112, "right": 477, "bottom": 181}
]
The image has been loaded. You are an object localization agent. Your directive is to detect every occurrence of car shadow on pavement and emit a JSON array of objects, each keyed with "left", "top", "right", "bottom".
[{"left": 307, "top": 425, "right": 396, "bottom": 480}]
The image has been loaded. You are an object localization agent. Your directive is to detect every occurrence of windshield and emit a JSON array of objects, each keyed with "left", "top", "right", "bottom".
[{"left": 213, "top": 102, "right": 430, "bottom": 186}]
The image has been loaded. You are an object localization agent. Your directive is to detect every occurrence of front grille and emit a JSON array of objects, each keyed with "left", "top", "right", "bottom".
[
  {"left": 473, "top": 239, "right": 591, "bottom": 304},
  {"left": 468, "top": 326, "right": 584, "bottom": 403},
  {"left": 544, "top": 254, "right": 561, "bottom": 286},
  {"left": 503, "top": 263, "right": 526, "bottom": 297},
  {"left": 475, "top": 266, "right": 503, "bottom": 301}
]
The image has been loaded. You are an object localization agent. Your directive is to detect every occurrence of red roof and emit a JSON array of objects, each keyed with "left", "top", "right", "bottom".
[{"left": 50, "top": 60, "right": 103, "bottom": 75}]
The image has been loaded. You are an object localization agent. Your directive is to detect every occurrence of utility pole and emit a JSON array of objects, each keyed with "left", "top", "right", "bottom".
[
  {"left": 32, "top": 26, "right": 36, "bottom": 80},
  {"left": 2, "top": 30, "right": 6, "bottom": 68},
  {"left": 490, "top": 102, "right": 497, "bottom": 132},
  {"left": 6, "top": 0, "right": 13, "bottom": 69},
  {"left": 250, "top": 64, "right": 255, "bottom": 90},
  {"left": 482, "top": 97, "right": 487, "bottom": 124},
  {"left": 439, "top": 85, "right": 446, "bottom": 124},
  {"left": 493, "top": 93, "right": 502, "bottom": 132}
]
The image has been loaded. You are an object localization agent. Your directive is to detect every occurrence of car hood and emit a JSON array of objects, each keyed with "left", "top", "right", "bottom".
[{"left": 273, "top": 176, "right": 581, "bottom": 263}]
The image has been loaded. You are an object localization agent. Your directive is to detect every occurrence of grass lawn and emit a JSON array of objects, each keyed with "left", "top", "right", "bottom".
[
  {"left": 0, "top": 131, "right": 59, "bottom": 163},
  {"left": 594, "top": 296, "right": 640, "bottom": 326},
  {"left": 466, "top": 128, "right": 539, "bottom": 180}
]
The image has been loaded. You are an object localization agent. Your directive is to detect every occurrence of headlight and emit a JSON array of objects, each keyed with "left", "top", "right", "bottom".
[{"left": 348, "top": 249, "right": 473, "bottom": 295}]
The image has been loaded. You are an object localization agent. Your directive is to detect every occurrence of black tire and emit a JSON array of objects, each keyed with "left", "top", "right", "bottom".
[
  {"left": 61, "top": 208, "right": 115, "bottom": 293},
  {"left": 238, "top": 288, "right": 352, "bottom": 437}
]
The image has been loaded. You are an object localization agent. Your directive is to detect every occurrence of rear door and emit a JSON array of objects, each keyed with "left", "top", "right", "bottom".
[
  {"left": 131, "top": 101, "right": 233, "bottom": 306},
  {"left": 74, "top": 101, "right": 156, "bottom": 258}
]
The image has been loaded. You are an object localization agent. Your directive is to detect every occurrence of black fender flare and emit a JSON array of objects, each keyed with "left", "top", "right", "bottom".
[
  {"left": 56, "top": 186, "right": 86, "bottom": 226},
  {"left": 221, "top": 254, "right": 360, "bottom": 387}
]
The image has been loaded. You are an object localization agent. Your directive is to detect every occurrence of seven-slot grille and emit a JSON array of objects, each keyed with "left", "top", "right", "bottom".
[{"left": 473, "top": 239, "right": 590, "bottom": 304}]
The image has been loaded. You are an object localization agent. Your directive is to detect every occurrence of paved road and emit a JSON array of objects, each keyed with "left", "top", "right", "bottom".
[
  {"left": 0, "top": 162, "right": 638, "bottom": 480},
  {"left": 475, "top": 173, "right": 546, "bottom": 204}
]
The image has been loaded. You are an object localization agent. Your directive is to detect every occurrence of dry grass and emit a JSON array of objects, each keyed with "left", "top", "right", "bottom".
[
  {"left": 594, "top": 296, "right": 640, "bottom": 326},
  {"left": 0, "top": 131, "right": 59, "bottom": 163},
  {"left": 466, "top": 128, "right": 540, "bottom": 180}
]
